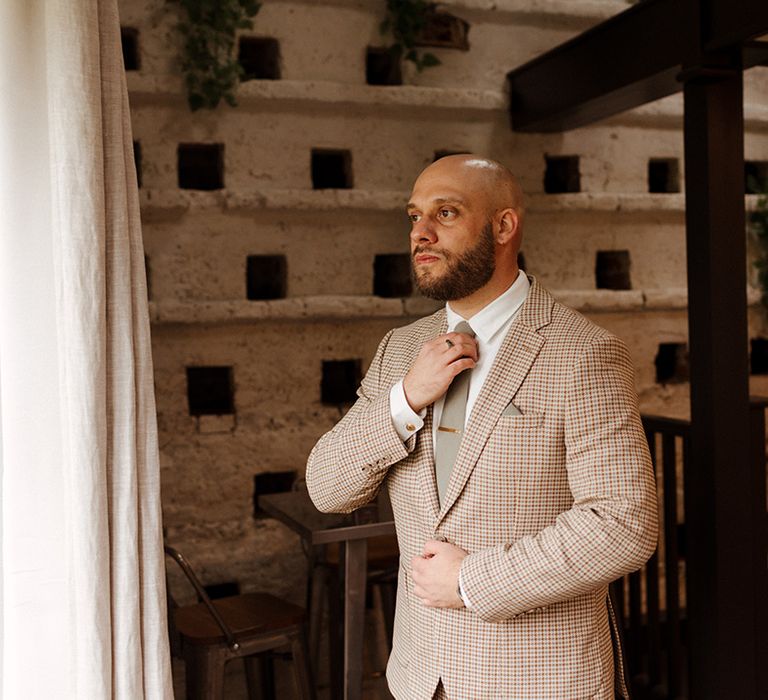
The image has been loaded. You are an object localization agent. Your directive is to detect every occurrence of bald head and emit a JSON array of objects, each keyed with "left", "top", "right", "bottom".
[
  {"left": 417, "top": 154, "right": 525, "bottom": 224},
  {"left": 407, "top": 153, "right": 525, "bottom": 312}
]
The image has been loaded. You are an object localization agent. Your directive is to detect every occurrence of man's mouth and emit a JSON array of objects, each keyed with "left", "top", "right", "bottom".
[
  {"left": 413, "top": 248, "right": 443, "bottom": 265},
  {"left": 414, "top": 253, "right": 440, "bottom": 264}
]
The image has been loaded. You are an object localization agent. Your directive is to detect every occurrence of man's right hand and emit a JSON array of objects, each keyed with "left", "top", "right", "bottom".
[{"left": 402, "top": 332, "right": 478, "bottom": 413}]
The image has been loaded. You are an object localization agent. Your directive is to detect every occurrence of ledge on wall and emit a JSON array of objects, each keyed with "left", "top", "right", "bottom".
[
  {"left": 149, "top": 296, "right": 442, "bottom": 324},
  {"left": 139, "top": 190, "right": 766, "bottom": 218},
  {"left": 126, "top": 74, "right": 505, "bottom": 113},
  {"left": 272, "top": 0, "right": 626, "bottom": 26},
  {"left": 147, "top": 286, "right": 762, "bottom": 325},
  {"left": 126, "top": 74, "right": 768, "bottom": 134},
  {"left": 603, "top": 93, "right": 768, "bottom": 132},
  {"left": 139, "top": 188, "right": 408, "bottom": 217},
  {"left": 527, "top": 193, "right": 687, "bottom": 213}
]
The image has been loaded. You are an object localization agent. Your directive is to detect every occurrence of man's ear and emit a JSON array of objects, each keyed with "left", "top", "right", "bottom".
[{"left": 496, "top": 208, "right": 520, "bottom": 245}]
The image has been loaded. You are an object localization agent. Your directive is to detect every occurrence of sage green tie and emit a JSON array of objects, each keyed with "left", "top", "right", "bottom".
[{"left": 435, "top": 321, "right": 475, "bottom": 505}]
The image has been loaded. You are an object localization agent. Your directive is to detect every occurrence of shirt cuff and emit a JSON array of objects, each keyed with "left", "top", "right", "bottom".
[
  {"left": 458, "top": 565, "right": 472, "bottom": 609},
  {"left": 389, "top": 380, "right": 425, "bottom": 442}
]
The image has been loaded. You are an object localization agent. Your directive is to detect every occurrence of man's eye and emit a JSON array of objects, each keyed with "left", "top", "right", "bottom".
[
  {"left": 439, "top": 209, "right": 454, "bottom": 219},
  {"left": 409, "top": 214, "right": 420, "bottom": 223}
]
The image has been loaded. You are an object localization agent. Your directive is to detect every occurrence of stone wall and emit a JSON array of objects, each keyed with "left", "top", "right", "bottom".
[{"left": 118, "top": 0, "right": 768, "bottom": 605}]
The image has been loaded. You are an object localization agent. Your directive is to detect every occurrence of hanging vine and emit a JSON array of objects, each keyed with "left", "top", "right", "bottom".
[
  {"left": 176, "top": 0, "right": 262, "bottom": 111},
  {"left": 380, "top": 0, "right": 441, "bottom": 72}
]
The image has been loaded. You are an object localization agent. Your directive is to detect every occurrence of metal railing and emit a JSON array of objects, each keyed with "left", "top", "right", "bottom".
[{"left": 613, "top": 400, "right": 768, "bottom": 699}]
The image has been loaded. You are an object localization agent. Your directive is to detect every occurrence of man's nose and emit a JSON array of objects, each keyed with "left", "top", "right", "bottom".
[{"left": 410, "top": 218, "right": 437, "bottom": 244}]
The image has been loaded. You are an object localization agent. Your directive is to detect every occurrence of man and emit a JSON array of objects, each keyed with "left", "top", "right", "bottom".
[{"left": 306, "top": 155, "right": 658, "bottom": 699}]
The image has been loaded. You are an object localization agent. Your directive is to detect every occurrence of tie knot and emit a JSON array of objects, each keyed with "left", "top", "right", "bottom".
[{"left": 454, "top": 321, "right": 475, "bottom": 338}]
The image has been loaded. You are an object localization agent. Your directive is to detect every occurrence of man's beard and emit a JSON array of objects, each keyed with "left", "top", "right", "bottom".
[{"left": 412, "top": 222, "right": 496, "bottom": 301}]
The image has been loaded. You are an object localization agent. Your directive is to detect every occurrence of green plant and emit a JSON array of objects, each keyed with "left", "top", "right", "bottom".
[
  {"left": 380, "top": 0, "right": 441, "bottom": 72},
  {"left": 748, "top": 175, "right": 768, "bottom": 307},
  {"left": 176, "top": 0, "right": 261, "bottom": 111}
]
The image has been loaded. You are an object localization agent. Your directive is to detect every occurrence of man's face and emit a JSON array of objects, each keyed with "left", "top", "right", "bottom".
[
  {"left": 407, "top": 166, "right": 497, "bottom": 302},
  {"left": 411, "top": 221, "right": 495, "bottom": 301}
]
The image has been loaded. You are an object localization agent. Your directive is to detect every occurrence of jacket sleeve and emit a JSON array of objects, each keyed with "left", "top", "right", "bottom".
[
  {"left": 460, "top": 333, "right": 658, "bottom": 622},
  {"left": 306, "top": 329, "right": 417, "bottom": 513}
]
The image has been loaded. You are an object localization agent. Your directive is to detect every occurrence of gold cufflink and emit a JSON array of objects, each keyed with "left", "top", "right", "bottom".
[{"left": 405, "top": 423, "right": 416, "bottom": 431}]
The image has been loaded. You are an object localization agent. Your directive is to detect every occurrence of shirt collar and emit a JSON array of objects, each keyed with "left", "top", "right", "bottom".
[{"left": 445, "top": 270, "right": 530, "bottom": 344}]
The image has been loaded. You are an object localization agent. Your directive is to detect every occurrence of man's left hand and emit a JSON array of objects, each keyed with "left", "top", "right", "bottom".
[{"left": 411, "top": 540, "right": 468, "bottom": 609}]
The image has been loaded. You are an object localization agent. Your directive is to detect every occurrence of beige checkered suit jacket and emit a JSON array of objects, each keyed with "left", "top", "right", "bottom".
[{"left": 306, "top": 276, "right": 658, "bottom": 700}]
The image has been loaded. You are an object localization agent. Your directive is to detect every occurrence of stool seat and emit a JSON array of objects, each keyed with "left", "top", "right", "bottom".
[{"left": 174, "top": 592, "right": 306, "bottom": 646}]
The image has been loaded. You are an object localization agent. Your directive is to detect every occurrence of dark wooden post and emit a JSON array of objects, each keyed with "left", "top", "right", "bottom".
[
  {"left": 748, "top": 397, "right": 768, "bottom": 700},
  {"left": 682, "top": 63, "right": 757, "bottom": 698}
]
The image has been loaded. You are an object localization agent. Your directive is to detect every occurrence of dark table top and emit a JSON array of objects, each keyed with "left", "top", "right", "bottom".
[{"left": 258, "top": 488, "right": 395, "bottom": 545}]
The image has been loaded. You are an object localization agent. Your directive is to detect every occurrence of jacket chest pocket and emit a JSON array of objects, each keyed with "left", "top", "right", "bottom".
[
  {"left": 470, "top": 413, "right": 547, "bottom": 496},
  {"left": 474, "top": 412, "right": 565, "bottom": 489},
  {"left": 485, "top": 412, "right": 547, "bottom": 457}
]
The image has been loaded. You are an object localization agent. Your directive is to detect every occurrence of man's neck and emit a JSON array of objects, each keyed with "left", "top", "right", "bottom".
[{"left": 449, "top": 267, "right": 521, "bottom": 319}]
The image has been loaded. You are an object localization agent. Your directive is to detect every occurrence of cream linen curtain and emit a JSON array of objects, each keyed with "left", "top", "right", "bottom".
[{"left": 0, "top": 0, "right": 172, "bottom": 697}]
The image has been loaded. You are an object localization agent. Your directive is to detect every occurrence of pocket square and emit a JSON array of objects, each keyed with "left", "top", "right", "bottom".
[{"left": 501, "top": 401, "right": 523, "bottom": 416}]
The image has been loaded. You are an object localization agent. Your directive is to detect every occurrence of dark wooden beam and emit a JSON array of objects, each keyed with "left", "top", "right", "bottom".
[
  {"left": 507, "top": 0, "right": 694, "bottom": 132},
  {"left": 705, "top": 0, "right": 768, "bottom": 51},
  {"left": 743, "top": 41, "right": 768, "bottom": 69},
  {"left": 508, "top": 0, "right": 768, "bottom": 132},
  {"left": 683, "top": 66, "right": 758, "bottom": 700}
]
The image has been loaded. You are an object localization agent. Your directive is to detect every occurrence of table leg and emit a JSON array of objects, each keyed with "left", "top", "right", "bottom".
[{"left": 343, "top": 538, "right": 368, "bottom": 700}]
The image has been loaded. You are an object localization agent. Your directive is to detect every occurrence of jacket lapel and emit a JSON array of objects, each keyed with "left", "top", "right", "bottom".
[{"left": 437, "top": 277, "right": 554, "bottom": 522}]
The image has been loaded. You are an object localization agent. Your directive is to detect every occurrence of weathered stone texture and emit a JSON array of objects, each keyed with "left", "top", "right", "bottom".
[{"left": 119, "top": 0, "right": 768, "bottom": 638}]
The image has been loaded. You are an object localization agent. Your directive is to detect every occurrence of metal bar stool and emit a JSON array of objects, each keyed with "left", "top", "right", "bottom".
[{"left": 165, "top": 546, "right": 316, "bottom": 700}]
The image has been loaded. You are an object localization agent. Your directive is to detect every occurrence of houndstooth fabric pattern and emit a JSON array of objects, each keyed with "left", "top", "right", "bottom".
[{"left": 306, "top": 276, "right": 658, "bottom": 700}]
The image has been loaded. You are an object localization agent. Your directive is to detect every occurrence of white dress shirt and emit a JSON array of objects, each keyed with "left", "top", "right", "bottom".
[{"left": 388, "top": 270, "right": 531, "bottom": 607}]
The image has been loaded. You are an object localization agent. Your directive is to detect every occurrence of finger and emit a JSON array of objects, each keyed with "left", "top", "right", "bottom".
[
  {"left": 442, "top": 341, "right": 479, "bottom": 363},
  {"left": 432, "top": 334, "right": 460, "bottom": 350},
  {"left": 447, "top": 358, "right": 477, "bottom": 377},
  {"left": 422, "top": 540, "right": 446, "bottom": 556},
  {"left": 410, "top": 555, "right": 423, "bottom": 572},
  {"left": 441, "top": 332, "right": 471, "bottom": 347},
  {"left": 455, "top": 341, "right": 479, "bottom": 361},
  {"left": 445, "top": 332, "right": 479, "bottom": 347}
]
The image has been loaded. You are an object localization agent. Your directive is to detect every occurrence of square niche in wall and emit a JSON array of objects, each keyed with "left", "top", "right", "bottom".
[
  {"left": 366, "top": 46, "right": 402, "bottom": 86},
  {"left": 253, "top": 470, "right": 297, "bottom": 518},
  {"left": 246, "top": 254, "right": 287, "bottom": 300},
  {"left": 750, "top": 338, "right": 768, "bottom": 374},
  {"left": 433, "top": 149, "right": 468, "bottom": 162},
  {"left": 374, "top": 254, "right": 412, "bottom": 297},
  {"left": 544, "top": 155, "right": 580, "bottom": 193},
  {"left": 415, "top": 10, "right": 470, "bottom": 51},
  {"left": 321, "top": 359, "right": 361, "bottom": 405},
  {"left": 204, "top": 581, "right": 240, "bottom": 600},
  {"left": 648, "top": 158, "right": 680, "bottom": 193},
  {"left": 144, "top": 254, "right": 151, "bottom": 299},
  {"left": 311, "top": 149, "right": 353, "bottom": 189},
  {"left": 178, "top": 143, "right": 224, "bottom": 190},
  {"left": 655, "top": 343, "right": 689, "bottom": 384},
  {"left": 120, "top": 27, "right": 139, "bottom": 71},
  {"left": 238, "top": 37, "right": 281, "bottom": 80},
  {"left": 745, "top": 161, "right": 768, "bottom": 193},
  {"left": 595, "top": 250, "right": 632, "bottom": 290},
  {"left": 133, "top": 140, "right": 142, "bottom": 188},
  {"left": 186, "top": 366, "right": 234, "bottom": 416}
]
